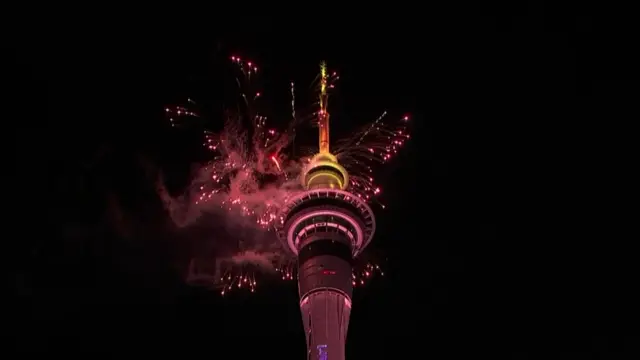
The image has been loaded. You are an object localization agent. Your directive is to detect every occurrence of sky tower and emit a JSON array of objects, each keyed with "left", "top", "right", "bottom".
[{"left": 277, "top": 62, "right": 376, "bottom": 360}]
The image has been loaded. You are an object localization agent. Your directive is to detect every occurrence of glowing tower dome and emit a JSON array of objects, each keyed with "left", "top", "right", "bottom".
[{"left": 277, "top": 62, "right": 375, "bottom": 360}]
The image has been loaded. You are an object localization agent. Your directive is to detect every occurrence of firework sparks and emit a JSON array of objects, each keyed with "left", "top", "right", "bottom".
[
  {"left": 334, "top": 112, "right": 411, "bottom": 207},
  {"left": 352, "top": 263, "right": 385, "bottom": 287},
  {"left": 163, "top": 56, "right": 410, "bottom": 295},
  {"left": 219, "top": 271, "right": 257, "bottom": 295},
  {"left": 164, "top": 57, "right": 300, "bottom": 230},
  {"left": 276, "top": 262, "right": 296, "bottom": 281},
  {"left": 165, "top": 103, "right": 199, "bottom": 127}
]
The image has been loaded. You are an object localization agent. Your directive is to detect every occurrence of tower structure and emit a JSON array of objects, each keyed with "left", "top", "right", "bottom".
[{"left": 276, "top": 62, "right": 375, "bottom": 360}]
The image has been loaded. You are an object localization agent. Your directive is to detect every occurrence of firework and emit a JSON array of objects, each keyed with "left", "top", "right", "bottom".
[{"left": 162, "top": 55, "right": 410, "bottom": 295}]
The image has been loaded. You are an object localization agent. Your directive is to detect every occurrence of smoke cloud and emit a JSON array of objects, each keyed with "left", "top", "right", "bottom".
[{"left": 155, "top": 156, "right": 304, "bottom": 288}]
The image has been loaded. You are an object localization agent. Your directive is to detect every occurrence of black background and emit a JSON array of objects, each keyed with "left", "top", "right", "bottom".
[{"left": 8, "top": 5, "right": 631, "bottom": 359}]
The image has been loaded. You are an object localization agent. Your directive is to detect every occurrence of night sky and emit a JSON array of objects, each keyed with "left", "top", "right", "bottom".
[{"left": 8, "top": 7, "right": 631, "bottom": 359}]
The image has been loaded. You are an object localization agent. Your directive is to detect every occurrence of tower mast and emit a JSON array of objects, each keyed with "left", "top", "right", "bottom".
[{"left": 318, "top": 62, "right": 330, "bottom": 154}]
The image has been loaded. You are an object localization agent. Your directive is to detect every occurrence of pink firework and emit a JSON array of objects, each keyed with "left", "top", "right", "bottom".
[{"left": 163, "top": 56, "right": 410, "bottom": 295}]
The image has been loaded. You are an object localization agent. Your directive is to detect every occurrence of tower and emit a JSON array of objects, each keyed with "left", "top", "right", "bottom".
[{"left": 276, "top": 62, "right": 376, "bottom": 360}]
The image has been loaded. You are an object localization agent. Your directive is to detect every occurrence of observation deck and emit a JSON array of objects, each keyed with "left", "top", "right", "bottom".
[{"left": 276, "top": 188, "right": 375, "bottom": 257}]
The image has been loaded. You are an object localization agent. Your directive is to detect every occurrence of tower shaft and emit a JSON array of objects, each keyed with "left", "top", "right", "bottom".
[{"left": 298, "top": 234, "right": 353, "bottom": 360}]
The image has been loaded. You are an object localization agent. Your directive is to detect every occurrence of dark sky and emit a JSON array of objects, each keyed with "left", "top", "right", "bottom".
[{"left": 8, "top": 7, "right": 632, "bottom": 359}]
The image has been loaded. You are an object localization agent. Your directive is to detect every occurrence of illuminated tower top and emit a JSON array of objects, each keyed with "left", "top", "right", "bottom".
[{"left": 303, "top": 62, "right": 349, "bottom": 191}]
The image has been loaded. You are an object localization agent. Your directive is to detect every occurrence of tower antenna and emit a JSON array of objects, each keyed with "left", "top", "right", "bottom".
[{"left": 318, "top": 61, "right": 330, "bottom": 154}]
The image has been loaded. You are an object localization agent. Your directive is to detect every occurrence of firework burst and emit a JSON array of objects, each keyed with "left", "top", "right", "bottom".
[{"left": 162, "top": 55, "right": 410, "bottom": 295}]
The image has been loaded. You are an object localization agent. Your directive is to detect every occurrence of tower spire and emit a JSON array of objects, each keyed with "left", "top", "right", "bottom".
[
  {"left": 303, "top": 61, "right": 349, "bottom": 191},
  {"left": 318, "top": 61, "right": 330, "bottom": 154}
]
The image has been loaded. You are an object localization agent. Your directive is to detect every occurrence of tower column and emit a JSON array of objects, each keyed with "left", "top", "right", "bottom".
[{"left": 298, "top": 235, "right": 353, "bottom": 360}]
